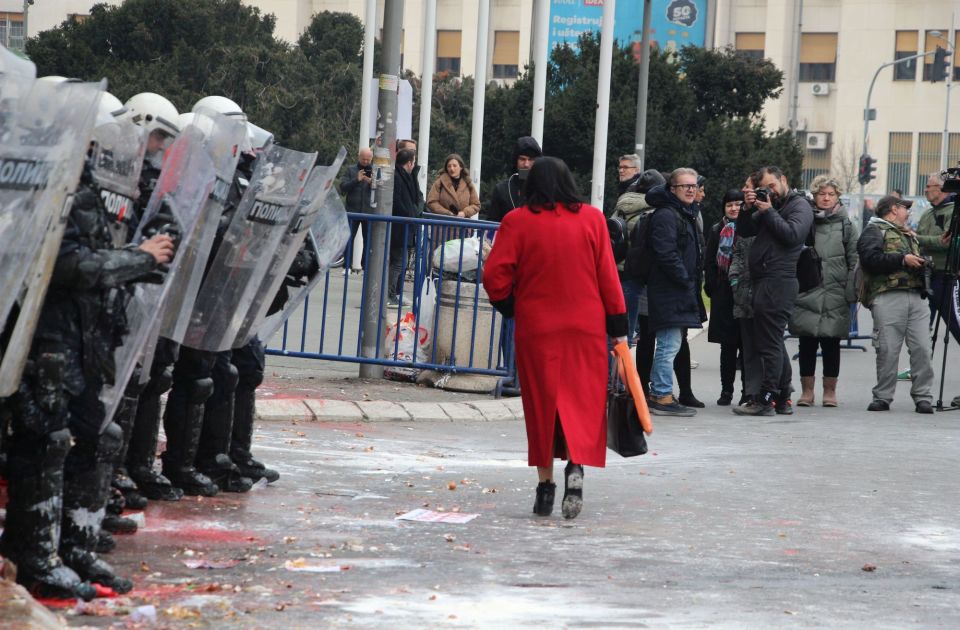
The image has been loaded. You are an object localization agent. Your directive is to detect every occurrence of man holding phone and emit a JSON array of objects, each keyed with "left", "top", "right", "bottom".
[{"left": 340, "top": 147, "right": 375, "bottom": 269}]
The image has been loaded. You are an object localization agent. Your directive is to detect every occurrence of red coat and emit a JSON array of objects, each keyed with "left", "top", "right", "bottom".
[{"left": 483, "top": 203, "right": 626, "bottom": 468}]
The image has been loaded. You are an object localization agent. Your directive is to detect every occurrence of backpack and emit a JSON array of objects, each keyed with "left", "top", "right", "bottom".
[
  {"left": 624, "top": 207, "right": 686, "bottom": 286},
  {"left": 607, "top": 215, "right": 629, "bottom": 263},
  {"left": 796, "top": 201, "right": 823, "bottom": 293}
]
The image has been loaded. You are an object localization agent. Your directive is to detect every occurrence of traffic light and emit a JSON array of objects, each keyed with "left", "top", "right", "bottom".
[
  {"left": 858, "top": 154, "right": 877, "bottom": 185},
  {"left": 931, "top": 46, "right": 951, "bottom": 82}
]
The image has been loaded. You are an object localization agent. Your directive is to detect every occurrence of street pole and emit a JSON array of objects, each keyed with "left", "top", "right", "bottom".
[
  {"left": 530, "top": 0, "right": 550, "bottom": 147},
  {"left": 417, "top": 0, "right": 437, "bottom": 195},
  {"left": 634, "top": 0, "right": 652, "bottom": 171},
  {"left": 788, "top": 0, "right": 803, "bottom": 136},
  {"left": 469, "top": 0, "right": 491, "bottom": 185},
  {"left": 354, "top": 0, "right": 378, "bottom": 270},
  {"left": 940, "top": 17, "right": 956, "bottom": 171},
  {"left": 21, "top": 0, "right": 28, "bottom": 45},
  {"left": 590, "top": 0, "right": 615, "bottom": 208},
  {"left": 359, "top": 0, "right": 404, "bottom": 379}
]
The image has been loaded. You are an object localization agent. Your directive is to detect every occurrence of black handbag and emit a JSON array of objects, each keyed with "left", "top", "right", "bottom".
[
  {"left": 606, "top": 370, "right": 648, "bottom": 458},
  {"left": 796, "top": 218, "right": 823, "bottom": 293}
]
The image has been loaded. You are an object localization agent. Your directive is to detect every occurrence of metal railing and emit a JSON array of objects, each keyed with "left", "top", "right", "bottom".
[{"left": 264, "top": 212, "right": 517, "bottom": 396}]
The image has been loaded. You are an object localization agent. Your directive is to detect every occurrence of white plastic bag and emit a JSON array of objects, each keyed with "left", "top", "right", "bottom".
[
  {"left": 433, "top": 237, "right": 481, "bottom": 272},
  {"left": 384, "top": 280, "right": 437, "bottom": 381}
]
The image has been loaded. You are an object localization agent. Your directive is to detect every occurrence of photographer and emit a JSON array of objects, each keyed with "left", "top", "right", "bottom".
[
  {"left": 857, "top": 196, "right": 934, "bottom": 414},
  {"left": 339, "top": 147, "right": 375, "bottom": 269},
  {"left": 916, "top": 172, "right": 958, "bottom": 344},
  {"left": 732, "top": 166, "right": 813, "bottom": 416}
]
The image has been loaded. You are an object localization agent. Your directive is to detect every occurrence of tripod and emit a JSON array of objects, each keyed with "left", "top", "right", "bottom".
[{"left": 930, "top": 200, "right": 960, "bottom": 411}]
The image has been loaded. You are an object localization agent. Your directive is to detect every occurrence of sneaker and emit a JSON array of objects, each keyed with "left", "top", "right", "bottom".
[
  {"left": 915, "top": 400, "right": 934, "bottom": 414},
  {"left": 717, "top": 391, "right": 734, "bottom": 406},
  {"left": 732, "top": 400, "right": 775, "bottom": 416},
  {"left": 897, "top": 369, "right": 912, "bottom": 381},
  {"left": 774, "top": 398, "right": 793, "bottom": 415},
  {"left": 951, "top": 395, "right": 960, "bottom": 409},
  {"left": 867, "top": 399, "right": 890, "bottom": 411},
  {"left": 648, "top": 394, "right": 696, "bottom": 417},
  {"left": 679, "top": 393, "right": 706, "bottom": 408}
]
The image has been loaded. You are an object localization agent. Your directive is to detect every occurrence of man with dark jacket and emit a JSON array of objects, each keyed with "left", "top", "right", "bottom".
[
  {"left": 857, "top": 195, "right": 934, "bottom": 413},
  {"left": 644, "top": 168, "right": 706, "bottom": 416},
  {"left": 340, "top": 147, "right": 374, "bottom": 269},
  {"left": 733, "top": 166, "right": 814, "bottom": 416},
  {"left": 483, "top": 136, "right": 542, "bottom": 222},
  {"left": 388, "top": 148, "right": 423, "bottom": 305}
]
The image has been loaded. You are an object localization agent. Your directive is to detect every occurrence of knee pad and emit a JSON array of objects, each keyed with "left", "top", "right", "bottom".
[
  {"left": 96, "top": 422, "right": 123, "bottom": 461},
  {"left": 189, "top": 378, "right": 215, "bottom": 403},
  {"left": 47, "top": 427, "right": 73, "bottom": 461},
  {"left": 214, "top": 362, "right": 240, "bottom": 395},
  {"left": 144, "top": 366, "right": 174, "bottom": 397}
]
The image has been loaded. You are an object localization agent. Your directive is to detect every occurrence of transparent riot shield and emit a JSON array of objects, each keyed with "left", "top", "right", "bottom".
[
  {"left": 0, "top": 78, "right": 104, "bottom": 397},
  {"left": 257, "top": 190, "right": 351, "bottom": 343},
  {"left": 153, "top": 108, "right": 247, "bottom": 344},
  {"left": 181, "top": 144, "right": 317, "bottom": 353},
  {"left": 234, "top": 147, "right": 347, "bottom": 346},
  {"left": 99, "top": 127, "right": 216, "bottom": 427},
  {"left": 89, "top": 118, "right": 147, "bottom": 247}
]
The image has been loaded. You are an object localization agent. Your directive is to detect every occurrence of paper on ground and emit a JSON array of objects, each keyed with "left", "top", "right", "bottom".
[{"left": 395, "top": 509, "right": 479, "bottom": 524}]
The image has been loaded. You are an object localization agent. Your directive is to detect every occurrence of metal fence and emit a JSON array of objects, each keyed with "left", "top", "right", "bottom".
[{"left": 264, "top": 212, "right": 518, "bottom": 396}]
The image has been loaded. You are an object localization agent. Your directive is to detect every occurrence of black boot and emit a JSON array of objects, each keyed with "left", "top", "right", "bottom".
[
  {"left": 196, "top": 360, "right": 251, "bottom": 493},
  {"left": 60, "top": 423, "right": 133, "bottom": 594},
  {"left": 162, "top": 377, "right": 219, "bottom": 497},
  {"left": 101, "top": 488, "right": 136, "bottom": 534},
  {"left": 0, "top": 428, "right": 96, "bottom": 601},
  {"left": 230, "top": 386, "right": 279, "bottom": 483},
  {"left": 561, "top": 462, "right": 584, "bottom": 520},
  {"left": 533, "top": 481, "right": 556, "bottom": 516},
  {"left": 96, "top": 531, "right": 116, "bottom": 554},
  {"left": 127, "top": 368, "right": 183, "bottom": 501},
  {"left": 112, "top": 390, "right": 148, "bottom": 509}
]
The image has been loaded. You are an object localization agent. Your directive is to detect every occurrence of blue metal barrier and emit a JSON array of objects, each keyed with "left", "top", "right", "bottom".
[{"left": 264, "top": 212, "right": 517, "bottom": 396}]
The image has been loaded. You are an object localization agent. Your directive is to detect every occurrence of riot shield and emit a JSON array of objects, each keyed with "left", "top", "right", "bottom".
[
  {"left": 99, "top": 127, "right": 216, "bottom": 426},
  {"left": 181, "top": 144, "right": 317, "bottom": 352},
  {"left": 234, "top": 147, "right": 347, "bottom": 346},
  {"left": 0, "top": 78, "right": 105, "bottom": 397},
  {"left": 257, "top": 189, "right": 351, "bottom": 343},
  {"left": 89, "top": 118, "right": 147, "bottom": 247},
  {"left": 155, "top": 108, "right": 247, "bottom": 344}
]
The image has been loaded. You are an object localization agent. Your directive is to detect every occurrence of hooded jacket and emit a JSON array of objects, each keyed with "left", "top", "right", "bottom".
[
  {"left": 643, "top": 184, "right": 706, "bottom": 332},
  {"left": 483, "top": 136, "right": 542, "bottom": 222}
]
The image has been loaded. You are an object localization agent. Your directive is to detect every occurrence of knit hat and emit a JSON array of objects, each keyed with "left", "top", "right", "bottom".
[{"left": 633, "top": 169, "right": 666, "bottom": 194}]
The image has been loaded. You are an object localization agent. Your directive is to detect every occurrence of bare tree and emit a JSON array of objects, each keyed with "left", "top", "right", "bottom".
[{"left": 831, "top": 133, "right": 862, "bottom": 194}]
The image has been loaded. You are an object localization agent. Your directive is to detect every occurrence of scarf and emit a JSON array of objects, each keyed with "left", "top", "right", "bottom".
[{"left": 716, "top": 218, "right": 736, "bottom": 273}]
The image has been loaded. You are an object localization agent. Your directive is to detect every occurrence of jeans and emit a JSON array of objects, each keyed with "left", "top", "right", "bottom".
[
  {"left": 621, "top": 279, "right": 643, "bottom": 341},
  {"left": 650, "top": 327, "right": 683, "bottom": 398}
]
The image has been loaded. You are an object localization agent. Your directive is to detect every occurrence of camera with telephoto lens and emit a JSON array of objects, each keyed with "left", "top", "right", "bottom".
[
  {"left": 922, "top": 255, "right": 935, "bottom": 298},
  {"left": 754, "top": 187, "right": 770, "bottom": 203},
  {"left": 942, "top": 162, "right": 960, "bottom": 194}
]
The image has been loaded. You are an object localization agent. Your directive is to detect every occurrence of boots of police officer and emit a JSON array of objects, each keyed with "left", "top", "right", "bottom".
[
  {"left": 0, "top": 427, "right": 97, "bottom": 601},
  {"left": 110, "top": 387, "right": 148, "bottom": 510},
  {"left": 162, "top": 376, "right": 219, "bottom": 496},
  {"left": 195, "top": 355, "right": 252, "bottom": 493},
  {"left": 126, "top": 365, "right": 183, "bottom": 501},
  {"left": 231, "top": 340, "right": 279, "bottom": 483},
  {"left": 59, "top": 422, "right": 133, "bottom": 594}
]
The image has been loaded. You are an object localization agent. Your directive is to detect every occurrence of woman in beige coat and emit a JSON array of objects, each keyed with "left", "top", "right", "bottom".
[{"left": 426, "top": 154, "right": 481, "bottom": 218}]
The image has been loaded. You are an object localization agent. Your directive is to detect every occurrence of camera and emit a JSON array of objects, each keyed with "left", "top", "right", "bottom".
[
  {"left": 754, "top": 187, "right": 770, "bottom": 203},
  {"left": 922, "top": 255, "right": 935, "bottom": 298},
  {"left": 941, "top": 162, "right": 960, "bottom": 193},
  {"left": 362, "top": 165, "right": 373, "bottom": 178}
]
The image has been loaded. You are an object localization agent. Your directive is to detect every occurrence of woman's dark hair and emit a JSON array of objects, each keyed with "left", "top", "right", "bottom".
[
  {"left": 521, "top": 156, "right": 583, "bottom": 213},
  {"left": 443, "top": 153, "right": 471, "bottom": 184},
  {"left": 396, "top": 148, "right": 416, "bottom": 168}
]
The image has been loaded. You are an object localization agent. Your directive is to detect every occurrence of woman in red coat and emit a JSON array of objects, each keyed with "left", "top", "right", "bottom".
[{"left": 482, "top": 157, "right": 627, "bottom": 519}]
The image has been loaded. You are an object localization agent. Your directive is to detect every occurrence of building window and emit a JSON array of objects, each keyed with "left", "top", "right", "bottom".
[
  {"left": 0, "top": 13, "right": 24, "bottom": 50},
  {"left": 734, "top": 32, "right": 765, "bottom": 60},
  {"left": 916, "top": 132, "right": 942, "bottom": 195},
  {"left": 887, "top": 132, "right": 912, "bottom": 195},
  {"left": 949, "top": 132, "right": 960, "bottom": 169},
  {"left": 799, "top": 33, "right": 837, "bottom": 82},
  {"left": 492, "top": 30, "right": 519, "bottom": 79},
  {"left": 893, "top": 31, "right": 918, "bottom": 81},
  {"left": 922, "top": 30, "right": 953, "bottom": 81},
  {"left": 68, "top": 14, "right": 89, "bottom": 24},
  {"left": 799, "top": 132, "right": 832, "bottom": 190},
  {"left": 437, "top": 30, "right": 462, "bottom": 76}
]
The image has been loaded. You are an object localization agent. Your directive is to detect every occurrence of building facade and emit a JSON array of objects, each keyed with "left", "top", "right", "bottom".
[{"left": 21, "top": 0, "right": 960, "bottom": 195}]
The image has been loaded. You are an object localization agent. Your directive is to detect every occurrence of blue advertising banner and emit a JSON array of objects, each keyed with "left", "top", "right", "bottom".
[{"left": 548, "top": 0, "right": 707, "bottom": 54}]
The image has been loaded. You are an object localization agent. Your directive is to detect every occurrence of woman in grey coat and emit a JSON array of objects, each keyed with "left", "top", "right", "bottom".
[{"left": 788, "top": 176, "right": 859, "bottom": 407}]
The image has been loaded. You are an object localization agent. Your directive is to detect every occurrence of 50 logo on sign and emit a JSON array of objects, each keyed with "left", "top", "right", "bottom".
[{"left": 666, "top": 0, "right": 698, "bottom": 27}]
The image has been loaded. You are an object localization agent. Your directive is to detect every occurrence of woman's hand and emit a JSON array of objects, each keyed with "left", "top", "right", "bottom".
[{"left": 613, "top": 336, "right": 628, "bottom": 345}]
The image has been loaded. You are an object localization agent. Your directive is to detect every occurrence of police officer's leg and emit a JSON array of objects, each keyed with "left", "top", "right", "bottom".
[
  {"left": 59, "top": 390, "right": 132, "bottom": 594},
  {"left": 231, "top": 337, "right": 279, "bottom": 483},
  {"left": 195, "top": 351, "right": 252, "bottom": 492},
  {"left": 127, "top": 338, "right": 183, "bottom": 501},
  {"left": 110, "top": 372, "right": 148, "bottom": 510},
  {"left": 162, "top": 346, "right": 218, "bottom": 496},
  {"left": 0, "top": 355, "right": 96, "bottom": 601}
]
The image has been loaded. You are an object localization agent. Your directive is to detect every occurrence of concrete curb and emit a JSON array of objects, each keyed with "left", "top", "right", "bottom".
[{"left": 256, "top": 396, "right": 524, "bottom": 423}]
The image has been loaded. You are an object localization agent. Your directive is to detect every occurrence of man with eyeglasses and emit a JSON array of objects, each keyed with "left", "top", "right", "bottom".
[
  {"left": 617, "top": 154, "right": 643, "bottom": 196},
  {"left": 732, "top": 166, "right": 813, "bottom": 416},
  {"left": 916, "top": 173, "right": 958, "bottom": 344},
  {"left": 858, "top": 196, "right": 935, "bottom": 413},
  {"left": 642, "top": 168, "right": 706, "bottom": 416}
]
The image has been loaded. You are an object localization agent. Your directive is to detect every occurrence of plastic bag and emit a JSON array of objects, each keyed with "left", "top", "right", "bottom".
[
  {"left": 384, "top": 280, "right": 437, "bottom": 381},
  {"left": 433, "top": 237, "right": 481, "bottom": 272}
]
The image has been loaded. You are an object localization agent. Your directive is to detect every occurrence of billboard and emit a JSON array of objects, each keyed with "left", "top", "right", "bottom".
[{"left": 548, "top": 0, "right": 708, "bottom": 54}]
